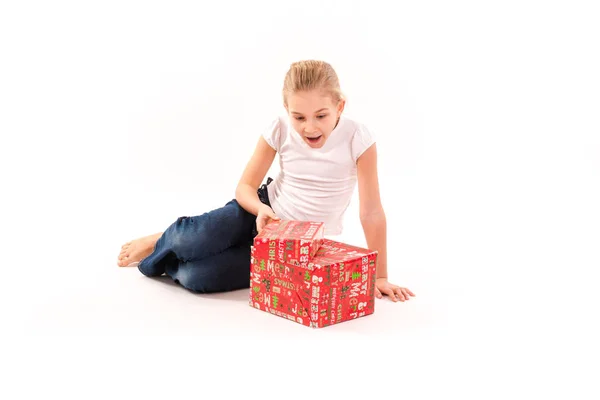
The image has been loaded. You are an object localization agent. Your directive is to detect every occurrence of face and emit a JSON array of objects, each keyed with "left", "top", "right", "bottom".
[{"left": 285, "top": 90, "right": 345, "bottom": 149}]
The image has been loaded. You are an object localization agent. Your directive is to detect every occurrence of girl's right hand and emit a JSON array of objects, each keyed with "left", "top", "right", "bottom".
[{"left": 256, "top": 204, "right": 280, "bottom": 233}]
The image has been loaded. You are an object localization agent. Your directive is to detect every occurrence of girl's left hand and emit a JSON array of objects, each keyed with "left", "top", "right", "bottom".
[{"left": 375, "top": 278, "right": 416, "bottom": 302}]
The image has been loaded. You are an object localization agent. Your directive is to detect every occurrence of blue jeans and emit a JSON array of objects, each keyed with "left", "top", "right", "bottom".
[{"left": 138, "top": 179, "right": 272, "bottom": 293}]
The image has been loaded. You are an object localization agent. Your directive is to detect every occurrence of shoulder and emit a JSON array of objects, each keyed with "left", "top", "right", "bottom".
[
  {"left": 336, "top": 116, "right": 376, "bottom": 142},
  {"left": 338, "top": 116, "right": 376, "bottom": 162},
  {"left": 262, "top": 115, "right": 292, "bottom": 152}
]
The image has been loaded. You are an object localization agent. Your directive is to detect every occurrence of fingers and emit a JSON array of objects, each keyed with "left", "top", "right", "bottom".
[
  {"left": 257, "top": 217, "right": 274, "bottom": 234},
  {"left": 377, "top": 285, "right": 415, "bottom": 302},
  {"left": 257, "top": 212, "right": 279, "bottom": 234},
  {"left": 382, "top": 287, "right": 397, "bottom": 302},
  {"left": 392, "top": 287, "right": 416, "bottom": 302},
  {"left": 268, "top": 212, "right": 280, "bottom": 221},
  {"left": 264, "top": 204, "right": 279, "bottom": 220},
  {"left": 394, "top": 287, "right": 406, "bottom": 301}
]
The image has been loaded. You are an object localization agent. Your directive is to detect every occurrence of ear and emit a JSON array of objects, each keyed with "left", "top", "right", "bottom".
[{"left": 337, "top": 99, "right": 346, "bottom": 116}]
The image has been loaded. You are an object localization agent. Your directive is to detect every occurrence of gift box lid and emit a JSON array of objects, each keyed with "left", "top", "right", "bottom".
[
  {"left": 253, "top": 220, "right": 325, "bottom": 267},
  {"left": 254, "top": 220, "right": 324, "bottom": 243},
  {"left": 309, "top": 239, "right": 378, "bottom": 267}
]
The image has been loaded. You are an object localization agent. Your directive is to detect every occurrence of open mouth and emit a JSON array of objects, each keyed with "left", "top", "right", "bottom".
[{"left": 306, "top": 135, "right": 322, "bottom": 144}]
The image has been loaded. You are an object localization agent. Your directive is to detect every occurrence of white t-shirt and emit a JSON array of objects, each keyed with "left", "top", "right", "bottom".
[{"left": 262, "top": 114, "right": 376, "bottom": 236}]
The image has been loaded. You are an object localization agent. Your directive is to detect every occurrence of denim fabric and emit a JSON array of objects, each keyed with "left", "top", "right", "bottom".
[{"left": 138, "top": 178, "right": 272, "bottom": 293}]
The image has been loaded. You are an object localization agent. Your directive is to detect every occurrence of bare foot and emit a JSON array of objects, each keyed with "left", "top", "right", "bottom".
[{"left": 117, "top": 233, "right": 162, "bottom": 267}]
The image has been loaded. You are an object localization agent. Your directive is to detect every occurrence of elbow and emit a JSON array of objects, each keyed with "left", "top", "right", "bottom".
[
  {"left": 235, "top": 182, "right": 255, "bottom": 206},
  {"left": 235, "top": 183, "right": 247, "bottom": 204},
  {"left": 360, "top": 208, "right": 386, "bottom": 225},
  {"left": 235, "top": 184, "right": 242, "bottom": 201},
  {"left": 235, "top": 181, "right": 247, "bottom": 204}
]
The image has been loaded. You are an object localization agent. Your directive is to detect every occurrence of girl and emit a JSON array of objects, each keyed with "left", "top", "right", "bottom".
[{"left": 118, "top": 60, "right": 415, "bottom": 302}]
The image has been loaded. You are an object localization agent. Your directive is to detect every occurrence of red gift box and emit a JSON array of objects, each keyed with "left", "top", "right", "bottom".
[
  {"left": 250, "top": 228, "right": 378, "bottom": 328},
  {"left": 252, "top": 220, "right": 325, "bottom": 269}
]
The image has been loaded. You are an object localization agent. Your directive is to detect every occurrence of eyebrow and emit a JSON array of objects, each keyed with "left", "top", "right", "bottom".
[{"left": 291, "top": 108, "right": 329, "bottom": 115}]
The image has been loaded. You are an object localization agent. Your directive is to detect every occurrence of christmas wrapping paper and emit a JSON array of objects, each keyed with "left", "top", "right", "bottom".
[
  {"left": 250, "top": 232, "right": 378, "bottom": 328},
  {"left": 252, "top": 220, "right": 325, "bottom": 268}
]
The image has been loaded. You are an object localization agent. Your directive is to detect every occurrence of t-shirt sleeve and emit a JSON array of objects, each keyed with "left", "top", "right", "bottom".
[
  {"left": 351, "top": 123, "right": 376, "bottom": 162},
  {"left": 262, "top": 118, "right": 281, "bottom": 152}
]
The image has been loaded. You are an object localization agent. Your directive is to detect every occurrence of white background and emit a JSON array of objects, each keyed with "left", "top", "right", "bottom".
[{"left": 1, "top": 0, "right": 599, "bottom": 398}]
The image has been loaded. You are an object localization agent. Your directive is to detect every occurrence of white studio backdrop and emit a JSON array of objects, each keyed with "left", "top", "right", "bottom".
[
  {"left": 2, "top": 0, "right": 599, "bottom": 315},
  {"left": 0, "top": 0, "right": 599, "bottom": 396}
]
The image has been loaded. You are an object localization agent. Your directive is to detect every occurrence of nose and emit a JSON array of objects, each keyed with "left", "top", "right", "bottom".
[{"left": 304, "top": 120, "right": 317, "bottom": 134}]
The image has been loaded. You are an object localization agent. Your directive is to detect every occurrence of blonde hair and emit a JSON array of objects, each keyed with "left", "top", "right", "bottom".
[{"left": 282, "top": 60, "right": 345, "bottom": 106}]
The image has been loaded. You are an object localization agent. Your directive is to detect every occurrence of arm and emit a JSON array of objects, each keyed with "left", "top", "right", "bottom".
[
  {"left": 235, "top": 136, "right": 277, "bottom": 216},
  {"left": 356, "top": 143, "right": 388, "bottom": 278},
  {"left": 357, "top": 143, "right": 415, "bottom": 302}
]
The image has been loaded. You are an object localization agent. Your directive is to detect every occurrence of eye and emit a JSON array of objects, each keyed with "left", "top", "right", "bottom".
[
  {"left": 295, "top": 116, "right": 305, "bottom": 121},
  {"left": 317, "top": 115, "right": 327, "bottom": 119}
]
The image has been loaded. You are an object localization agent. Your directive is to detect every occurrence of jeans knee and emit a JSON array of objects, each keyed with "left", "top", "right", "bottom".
[
  {"left": 138, "top": 259, "right": 163, "bottom": 277},
  {"left": 173, "top": 268, "right": 207, "bottom": 293},
  {"left": 171, "top": 262, "right": 250, "bottom": 294},
  {"left": 167, "top": 217, "right": 204, "bottom": 261}
]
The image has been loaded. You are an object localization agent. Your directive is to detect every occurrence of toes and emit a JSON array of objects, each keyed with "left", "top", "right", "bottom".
[{"left": 119, "top": 246, "right": 132, "bottom": 256}]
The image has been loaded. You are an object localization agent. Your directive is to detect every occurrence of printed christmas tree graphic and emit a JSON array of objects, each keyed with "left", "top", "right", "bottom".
[
  {"left": 260, "top": 259, "right": 266, "bottom": 271},
  {"left": 272, "top": 295, "right": 279, "bottom": 308},
  {"left": 304, "top": 271, "right": 311, "bottom": 281},
  {"left": 352, "top": 272, "right": 361, "bottom": 280},
  {"left": 252, "top": 284, "right": 260, "bottom": 301},
  {"left": 262, "top": 278, "right": 271, "bottom": 292},
  {"left": 341, "top": 285, "right": 350, "bottom": 299}
]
